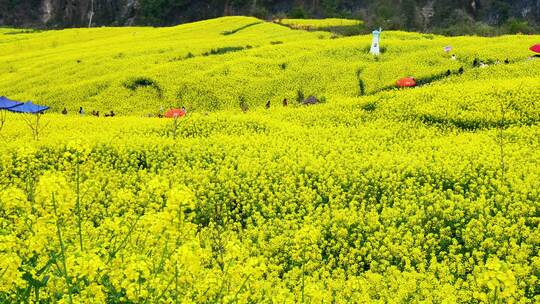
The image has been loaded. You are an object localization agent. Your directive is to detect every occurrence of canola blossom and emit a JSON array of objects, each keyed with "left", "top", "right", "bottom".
[
  {"left": 279, "top": 18, "right": 362, "bottom": 27},
  {"left": 278, "top": 18, "right": 363, "bottom": 30},
  {"left": 0, "top": 16, "right": 539, "bottom": 303}
]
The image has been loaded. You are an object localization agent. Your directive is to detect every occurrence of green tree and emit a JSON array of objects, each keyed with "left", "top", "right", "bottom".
[{"left": 402, "top": 0, "right": 417, "bottom": 29}]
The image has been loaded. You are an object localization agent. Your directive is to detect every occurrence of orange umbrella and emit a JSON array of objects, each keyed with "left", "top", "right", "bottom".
[
  {"left": 396, "top": 77, "right": 416, "bottom": 88},
  {"left": 164, "top": 108, "right": 186, "bottom": 118}
]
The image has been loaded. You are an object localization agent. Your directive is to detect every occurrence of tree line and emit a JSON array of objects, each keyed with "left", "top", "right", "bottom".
[{"left": 0, "top": 0, "right": 539, "bottom": 35}]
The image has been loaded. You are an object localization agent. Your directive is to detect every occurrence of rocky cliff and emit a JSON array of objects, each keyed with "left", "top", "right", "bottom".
[{"left": 0, "top": 0, "right": 137, "bottom": 27}]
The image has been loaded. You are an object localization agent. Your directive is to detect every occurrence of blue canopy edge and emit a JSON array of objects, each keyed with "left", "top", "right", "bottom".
[
  {"left": 0, "top": 96, "right": 23, "bottom": 109},
  {"left": 7, "top": 101, "right": 49, "bottom": 114}
]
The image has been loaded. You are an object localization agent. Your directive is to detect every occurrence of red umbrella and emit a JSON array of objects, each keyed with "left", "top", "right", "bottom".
[
  {"left": 530, "top": 44, "right": 540, "bottom": 53},
  {"left": 164, "top": 108, "right": 186, "bottom": 118},
  {"left": 396, "top": 77, "right": 416, "bottom": 88}
]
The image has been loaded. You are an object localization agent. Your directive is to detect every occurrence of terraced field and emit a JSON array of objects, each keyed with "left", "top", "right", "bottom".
[{"left": 0, "top": 17, "right": 539, "bottom": 303}]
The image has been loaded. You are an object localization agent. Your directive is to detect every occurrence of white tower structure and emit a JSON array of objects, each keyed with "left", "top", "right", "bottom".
[{"left": 370, "top": 28, "right": 382, "bottom": 56}]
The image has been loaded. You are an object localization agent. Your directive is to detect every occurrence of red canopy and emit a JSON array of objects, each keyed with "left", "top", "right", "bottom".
[
  {"left": 396, "top": 77, "right": 416, "bottom": 88},
  {"left": 164, "top": 108, "right": 186, "bottom": 118},
  {"left": 530, "top": 44, "right": 540, "bottom": 53}
]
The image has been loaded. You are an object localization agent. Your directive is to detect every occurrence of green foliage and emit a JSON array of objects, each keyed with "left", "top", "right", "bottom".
[
  {"left": 296, "top": 89, "right": 305, "bottom": 103},
  {"left": 289, "top": 6, "right": 308, "bottom": 19},
  {"left": 139, "top": 0, "right": 188, "bottom": 25},
  {"left": 1, "top": 0, "right": 539, "bottom": 35},
  {"left": 401, "top": 0, "right": 417, "bottom": 29},
  {"left": 123, "top": 77, "right": 163, "bottom": 97},
  {"left": 505, "top": 19, "right": 534, "bottom": 34}
]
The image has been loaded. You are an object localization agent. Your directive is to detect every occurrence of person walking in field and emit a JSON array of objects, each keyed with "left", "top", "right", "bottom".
[
  {"left": 283, "top": 98, "right": 288, "bottom": 107},
  {"left": 79, "top": 107, "right": 84, "bottom": 115},
  {"left": 265, "top": 100, "right": 271, "bottom": 109},
  {"left": 62, "top": 108, "right": 68, "bottom": 115}
]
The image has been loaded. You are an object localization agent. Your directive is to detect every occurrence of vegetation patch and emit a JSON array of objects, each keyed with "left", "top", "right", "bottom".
[
  {"left": 123, "top": 77, "right": 163, "bottom": 97},
  {"left": 277, "top": 18, "right": 365, "bottom": 36},
  {"left": 202, "top": 46, "right": 249, "bottom": 56},
  {"left": 4, "top": 29, "right": 43, "bottom": 35},
  {"left": 221, "top": 22, "right": 263, "bottom": 35},
  {"left": 361, "top": 101, "right": 377, "bottom": 112}
]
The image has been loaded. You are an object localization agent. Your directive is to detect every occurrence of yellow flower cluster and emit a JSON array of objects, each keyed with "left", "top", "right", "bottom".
[
  {"left": 278, "top": 18, "right": 363, "bottom": 30},
  {"left": 0, "top": 104, "right": 538, "bottom": 302}
]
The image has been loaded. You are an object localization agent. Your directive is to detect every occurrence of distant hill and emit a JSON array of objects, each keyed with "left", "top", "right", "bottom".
[{"left": 0, "top": 0, "right": 538, "bottom": 35}]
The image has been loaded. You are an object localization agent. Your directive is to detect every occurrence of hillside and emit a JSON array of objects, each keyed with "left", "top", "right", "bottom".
[
  {"left": 0, "top": 17, "right": 539, "bottom": 303},
  {"left": 0, "top": 16, "right": 539, "bottom": 115}
]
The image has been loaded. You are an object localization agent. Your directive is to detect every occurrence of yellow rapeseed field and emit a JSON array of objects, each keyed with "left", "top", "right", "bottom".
[
  {"left": 0, "top": 16, "right": 539, "bottom": 303},
  {"left": 278, "top": 18, "right": 363, "bottom": 30}
]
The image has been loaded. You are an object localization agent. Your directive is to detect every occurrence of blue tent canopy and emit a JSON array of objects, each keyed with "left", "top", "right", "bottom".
[
  {"left": 8, "top": 101, "right": 49, "bottom": 114},
  {"left": 0, "top": 96, "right": 23, "bottom": 109}
]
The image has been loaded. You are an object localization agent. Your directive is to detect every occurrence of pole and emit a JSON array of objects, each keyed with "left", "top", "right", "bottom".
[{"left": 88, "top": 0, "right": 94, "bottom": 28}]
